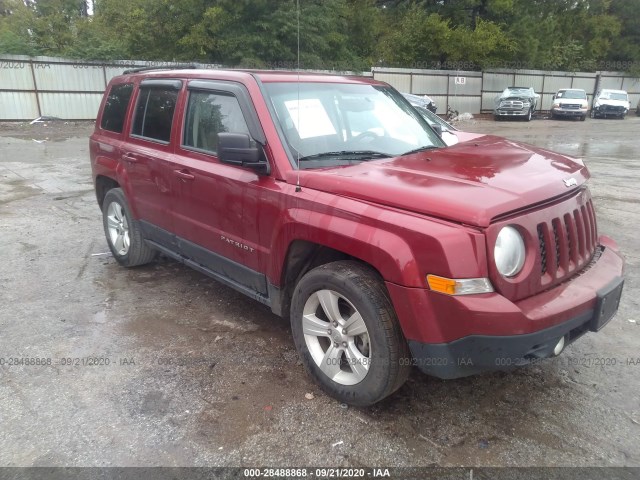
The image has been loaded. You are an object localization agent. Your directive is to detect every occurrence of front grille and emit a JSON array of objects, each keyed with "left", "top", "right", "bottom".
[
  {"left": 500, "top": 100, "right": 524, "bottom": 110},
  {"left": 601, "top": 105, "right": 624, "bottom": 112},
  {"left": 562, "top": 104, "right": 581, "bottom": 110},
  {"left": 537, "top": 199, "right": 598, "bottom": 279}
]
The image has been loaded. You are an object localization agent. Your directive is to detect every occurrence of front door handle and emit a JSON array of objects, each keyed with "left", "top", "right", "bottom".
[
  {"left": 174, "top": 169, "right": 195, "bottom": 181},
  {"left": 122, "top": 153, "right": 138, "bottom": 163}
]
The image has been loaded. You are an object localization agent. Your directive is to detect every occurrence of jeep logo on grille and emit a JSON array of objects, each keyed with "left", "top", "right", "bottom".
[{"left": 564, "top": 177, "right": 578, "bottom": 187}]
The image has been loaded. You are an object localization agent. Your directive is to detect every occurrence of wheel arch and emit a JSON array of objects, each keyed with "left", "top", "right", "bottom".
[
  {"left": 95, "top": 175, "right": 120, "bottom": 210},
  {"left": 269, "top": 222, "right": 419, "bottom": 318}
]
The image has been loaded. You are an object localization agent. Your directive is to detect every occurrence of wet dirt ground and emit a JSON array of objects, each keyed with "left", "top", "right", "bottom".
[{"left": 0, "top": 116, "right": 638, "bottom": 468}]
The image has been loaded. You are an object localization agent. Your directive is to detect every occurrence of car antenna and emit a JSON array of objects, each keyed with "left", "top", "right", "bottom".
[{"left": 295, "top": 0, "right": 302, "bottom": 193}]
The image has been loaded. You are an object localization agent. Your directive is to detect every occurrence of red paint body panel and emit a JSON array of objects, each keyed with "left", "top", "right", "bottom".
[
  {"left": 387, "top": 239, "right": 623, "bottom": 343},
  {"left": 289, "top": 135, "right": 590, "bottom": 228}
]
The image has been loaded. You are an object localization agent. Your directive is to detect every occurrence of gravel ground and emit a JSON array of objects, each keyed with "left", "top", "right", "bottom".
[{"left": 0, "top": 116, "right": 638, "bottom": 469}]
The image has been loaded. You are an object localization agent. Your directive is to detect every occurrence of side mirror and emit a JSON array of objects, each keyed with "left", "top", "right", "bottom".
[
  {"left": 217, "top": 133, "right": 269, "bottom": 174},
  {"left": 430, "top": 124, "right": 443, "bottom": 137}
]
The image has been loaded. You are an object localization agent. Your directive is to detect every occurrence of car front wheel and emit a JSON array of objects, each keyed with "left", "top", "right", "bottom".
[
  {"left": 102, "top": 188, "right": 156, "bottom": 267},
  {"left": 290, "top": 261, "right": 410, "bottom": 406},
  {"left": 526, "top": 108, "right": 533, "bottom": 122}
]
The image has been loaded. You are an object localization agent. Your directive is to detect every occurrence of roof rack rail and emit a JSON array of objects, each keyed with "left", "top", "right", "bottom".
[{"left": 123, "top": 64, "right": 198, "bottom": 74}]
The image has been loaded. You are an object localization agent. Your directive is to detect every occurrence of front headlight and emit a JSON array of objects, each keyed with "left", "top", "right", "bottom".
[
  {"left": 552, "top": 103, "right": 560, "bottom": 108},
  {"left": 494, "top": 226, "right": 525, "bottom": 277}
]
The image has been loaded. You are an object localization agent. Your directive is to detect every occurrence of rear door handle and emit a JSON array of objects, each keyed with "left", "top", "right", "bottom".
[
  {"left": 122, "top": 153, "right": 138, "bottom": 163},
  {"left": 174, "top": 169, "right": 195, "bottom": 181}
]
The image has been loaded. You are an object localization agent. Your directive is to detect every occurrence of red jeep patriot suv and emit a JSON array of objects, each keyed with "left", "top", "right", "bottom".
[{"left": 90, "top": 68, "right": 625, "bottom": 406}]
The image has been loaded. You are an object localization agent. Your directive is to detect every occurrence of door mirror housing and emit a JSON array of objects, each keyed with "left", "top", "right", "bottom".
[
  {"left": 217, "top": 133, "right": 269, "bottom": 174},
  {"left": 430, "top": 124, "right": 443, "bottom": 137}
]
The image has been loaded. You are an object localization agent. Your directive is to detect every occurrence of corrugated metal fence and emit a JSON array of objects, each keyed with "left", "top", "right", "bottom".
[
  {"left": 0, "top": 55, "right": 218, "bottom": 121},
  {"left": 373, "top": 67, "right": 640, "bottom": 115},
  {"left": 1, "top": 54, "right": 639, "bottom": 120}
]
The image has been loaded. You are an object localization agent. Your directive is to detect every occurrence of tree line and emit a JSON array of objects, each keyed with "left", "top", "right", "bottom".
[{"left": 1, "top": 0, "right": 639, "bottom": 73}]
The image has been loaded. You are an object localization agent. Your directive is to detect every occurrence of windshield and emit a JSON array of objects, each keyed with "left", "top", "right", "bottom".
[
  {"left": 503, "top": 88, "right": 531, "bottom": 96},
  {"left": 264, "top": 82, "right": 444, "bottom": 168},
  {"left": 601, "top": 92, "right": 628, "bottom": 101},
  {"left": 557, "top": 90, "right": 587, "bottom": 100}
]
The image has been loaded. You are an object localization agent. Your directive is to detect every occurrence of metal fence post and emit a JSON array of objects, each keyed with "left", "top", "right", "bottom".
[{"left": 28, "top": 59, "right": 42, "bottom": 118}]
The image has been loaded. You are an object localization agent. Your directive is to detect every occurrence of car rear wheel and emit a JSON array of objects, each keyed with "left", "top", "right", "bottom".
[
  {"left": 102, "top": 188, "right": 156, "bottom": 267},
  {"left": 290, "top": 261, "right": 410, "bottom": 406}
]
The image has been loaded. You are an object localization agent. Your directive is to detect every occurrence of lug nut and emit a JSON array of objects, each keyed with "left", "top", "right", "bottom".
[
  {"left": 342, "top": 342, "right": 347, "bottom": 348},
  {"left": 327, "top": 329, "right": 332, "bottom": 335},
  {"left": 342, "top": 329, "right": 347, "bottom": 335},
  {"left": 333, "top": 321, "right": 338, "bottom": 327},
  {"left": 334, "top": 342, "right": 339, "bottom": 348}
]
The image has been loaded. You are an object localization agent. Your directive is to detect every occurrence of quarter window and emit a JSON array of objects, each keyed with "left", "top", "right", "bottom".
[
  {"left": 131, "top": 87, "right": 179, "bottom": 143},
  {"left": 183, "top": 91, "right": 250, "bottom": 154},
  {"left": 100, "top": 83, "right": 133, "bottom": 133}
]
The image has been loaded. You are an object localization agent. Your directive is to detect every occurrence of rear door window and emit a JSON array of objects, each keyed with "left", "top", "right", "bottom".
[
  {"left": 131, "top": 86, "right": 180, "bottom": 143},
  {"left": 100, "top": 83, "right": 133, "bottom": 133}
]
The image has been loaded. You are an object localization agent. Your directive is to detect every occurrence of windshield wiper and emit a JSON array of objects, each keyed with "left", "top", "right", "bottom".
[
  {"left": 401, "top": 145, "right": 439, "bottom": 156},
  {"left": 297, "top": 150, "right": 391, "bottom": 162}
]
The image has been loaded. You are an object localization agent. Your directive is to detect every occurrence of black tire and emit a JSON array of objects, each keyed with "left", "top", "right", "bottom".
[
  {"left": 550, "top": 112, "right": 556, "bottom": 120},
  {"left": 494, "top": 115, "right": 501, "bottom": 121},
  {"left": 526, "top": 108, "right": 533, "bottom": 122},
  {"left": 590, "top": 109, "right": 597, "bottom": 119},
  {"left": 290, "top": 261, "right": 410, "bottom": 406},
  {"left": 102, "top": 188, "right": 156, "bottom": 267},
  {"left": 580, "top": 115, "right": 586, "bottom": 121}
]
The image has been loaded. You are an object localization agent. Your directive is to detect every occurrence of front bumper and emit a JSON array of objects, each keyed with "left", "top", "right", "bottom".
[
  {"left": 408, "top": 276, "right": 623, "bottom": 379},
  {"left": 386, "top": 237, "right": 625, "bottom": 379},
  {"left": 551, "top": 107, "right": 587, "bottom": 117},
  {"left": 594, "top": 105, "right": 626, "bottom": 117},
  {"left": 494, "top": 109, "right": 528, "bottom": 117}
]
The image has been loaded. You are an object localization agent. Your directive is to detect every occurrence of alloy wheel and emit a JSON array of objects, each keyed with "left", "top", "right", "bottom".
[
  {"left": 302, "top": 289, "right": 371, "bottom": 386},
  {"left": 106, "top": 201, "right": 130, "bottom": 256}
]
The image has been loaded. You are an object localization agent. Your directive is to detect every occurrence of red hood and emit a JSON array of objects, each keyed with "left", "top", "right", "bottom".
[{"left": 287, "top": 135, "right": 590, "bottom": 227}]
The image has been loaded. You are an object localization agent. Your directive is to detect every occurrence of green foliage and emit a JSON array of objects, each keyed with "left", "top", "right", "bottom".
[{"left": 0, "top": 0, "right": 638, "bottom": 73}]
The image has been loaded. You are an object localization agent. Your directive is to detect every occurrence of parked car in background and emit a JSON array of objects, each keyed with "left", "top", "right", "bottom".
[
  {"left": 494, "top": 87, "right": 539, "bottom": 121},
  {"left": 403, "top": 93, "right": 483, "bottom": 146},
  {"left": 403, "top": 92, "right": 437, "bottom": 113},
  {"left": 636, "top": 98, "right": 640, "bottom": 116},
  {"left": 550, "top": 89, "right": 588, "bottom": 121},
  {"left": 404, "top": 93, "right": 458, "bottom": 146},
  {"left": 591, "top": 89, "right": 630, "bottom": 119}
]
